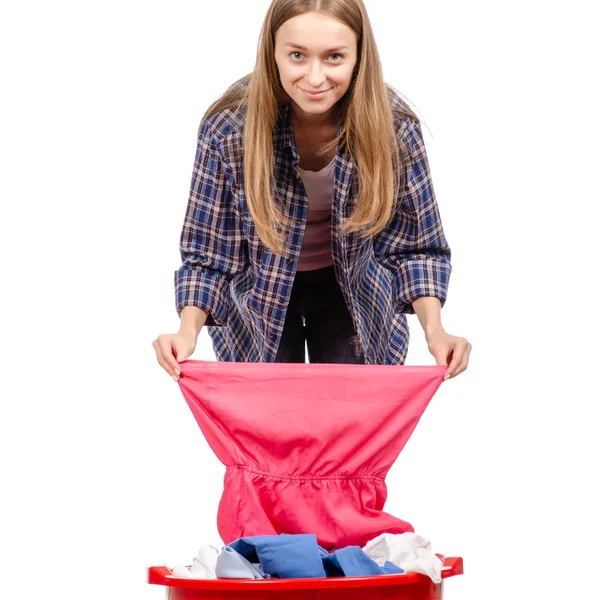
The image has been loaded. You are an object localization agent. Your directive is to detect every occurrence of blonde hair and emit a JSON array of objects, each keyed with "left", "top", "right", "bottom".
[{"left": 202, "top": 0, "right": 417, "bottom": 254}]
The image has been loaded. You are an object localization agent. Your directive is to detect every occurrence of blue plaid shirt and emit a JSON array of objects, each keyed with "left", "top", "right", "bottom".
[{"left": 175, "top": 87, "right": 451, "bottom": 364}]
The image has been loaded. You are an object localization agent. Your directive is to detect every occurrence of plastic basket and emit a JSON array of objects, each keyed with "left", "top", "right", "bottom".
[{"left": 148, "top": 555, "right": 463, "bottom": 599}]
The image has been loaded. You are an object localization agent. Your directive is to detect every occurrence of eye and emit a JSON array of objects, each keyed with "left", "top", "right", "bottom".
[
  {"left": 291, "top": 52, "right": 303, "bottom": 60},
  {"left": 329, "top": 53, "right": 343, "bottom": 61}
]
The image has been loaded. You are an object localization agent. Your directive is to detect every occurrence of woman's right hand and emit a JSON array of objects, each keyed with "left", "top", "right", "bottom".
[{"left": 152, "top": 331, "right": 197, "bottom": 381}]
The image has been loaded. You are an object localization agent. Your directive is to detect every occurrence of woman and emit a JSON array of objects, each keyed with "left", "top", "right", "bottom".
[{"left": 153, "top": 0, "right": 471, "bottom": 381}]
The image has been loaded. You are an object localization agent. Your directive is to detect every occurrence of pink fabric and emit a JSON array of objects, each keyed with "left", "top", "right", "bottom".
[
  {"left": 177, "top": 360, "right": 446, "bottom": 550},
  {"left": 296, "top": 158, "right": 335, "bottom": 271}
]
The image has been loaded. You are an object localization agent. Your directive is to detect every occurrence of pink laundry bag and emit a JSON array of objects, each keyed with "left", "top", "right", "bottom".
[{"left": 177, "top": 360, "right": 446, "bottom": 550}]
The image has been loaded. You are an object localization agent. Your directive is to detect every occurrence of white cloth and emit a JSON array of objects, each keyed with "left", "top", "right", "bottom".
[
  {"left": 171, "top": 545, "right": 219, "bottom": 579},
  {"left": 362, "top": 533, "right": 443, "bottom": 583}
]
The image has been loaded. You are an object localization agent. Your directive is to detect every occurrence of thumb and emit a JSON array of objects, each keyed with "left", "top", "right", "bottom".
[
  {"left": 172, "top": 338, "right": 194, "bottom": 363},
  {"left": 429, "top": 344, "right": 449, "bottom": 366}
]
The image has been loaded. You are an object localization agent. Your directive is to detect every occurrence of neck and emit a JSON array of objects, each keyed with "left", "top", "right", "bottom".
[{"left": 290, "top": 102, "right": 338, "bottom": 131}]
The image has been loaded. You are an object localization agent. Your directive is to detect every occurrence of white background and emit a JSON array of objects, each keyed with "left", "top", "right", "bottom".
[{"left": 1, "top": 1, "right": 598, "bottom": 599}]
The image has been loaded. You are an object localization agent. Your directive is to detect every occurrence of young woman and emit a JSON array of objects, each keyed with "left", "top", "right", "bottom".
[{"left": 153, "top": 0, "right": 471, "bottom": 381}]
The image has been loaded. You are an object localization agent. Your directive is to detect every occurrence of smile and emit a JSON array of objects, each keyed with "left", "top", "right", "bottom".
[{"left": 300, "top": 88, "right": 332, "bottom": 99}]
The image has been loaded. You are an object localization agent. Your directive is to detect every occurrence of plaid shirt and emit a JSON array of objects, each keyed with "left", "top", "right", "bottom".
[{"left": 175, "top": 87, "right": 451, "bottom": 364}]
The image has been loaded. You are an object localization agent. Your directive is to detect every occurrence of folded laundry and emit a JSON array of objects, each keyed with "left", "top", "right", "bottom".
[
  {"left": 219, "top": 534, "right": 405, "bottom": 579},
  {"left": 363, "top": 532, "right": 443, "bottom": 583},
  {"left": 177, "top": 361, "right": 446, "bottom": 550}
]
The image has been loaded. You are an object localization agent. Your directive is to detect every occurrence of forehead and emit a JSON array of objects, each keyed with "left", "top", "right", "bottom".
[{"left": 275, "top": 11, "right": 357, "bottom": 50}]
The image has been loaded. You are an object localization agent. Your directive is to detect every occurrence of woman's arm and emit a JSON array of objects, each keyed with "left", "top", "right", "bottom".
[
  {"left": 374, "top": 118, "right": 452, "bottom": 315},
  {"left": 375, "top": 117, "right": 470, "bottom": 379},
  {"left": 412, "top": 296, "right": 442, "bottom": 338},
  {"left": 179, "top": 305, "right": 209, "bottom": 338},
  {"left": 154, "top": 118, "right": 246, "bottom": 380},
  {"left": 175, "top": 119, "right": 247, "bottom": 327}
]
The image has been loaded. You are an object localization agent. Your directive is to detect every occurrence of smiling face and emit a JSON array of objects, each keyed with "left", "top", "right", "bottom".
[{"left": 274, "top": 11, "right": 358, "bottom": 124}]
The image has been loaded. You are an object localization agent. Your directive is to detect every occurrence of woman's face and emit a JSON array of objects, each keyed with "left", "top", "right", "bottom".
[{"left": 274, "top": 11, "right": 358, "bottom": 122}]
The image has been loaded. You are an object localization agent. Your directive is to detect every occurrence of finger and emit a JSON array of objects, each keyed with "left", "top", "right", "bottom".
[
  {"left": 152, "top": 344, "right": 172, "bottom": 375},
  {"left": 156, "top": 336, "right": 181, "bottom": 381},
  {"left": 432, "top": 351, "right": 448, "bottom": 366},
  {"left": 429, "top": 345, "right": 449, "bottom": 366},
  {"left": 444, "top": 340, "right": 468, "bottom": 380},
  {"left": 156, "top": 353, "right": 177, "bottom": 380},
  {"left": 167, "top": 339, "right": 182, "bottom": 377},
  {"left": 453, "top": 343, "right": 472, "bottom": 378},
  {"left": 442, "top": 347, "right": 458, "bottom": 380}
]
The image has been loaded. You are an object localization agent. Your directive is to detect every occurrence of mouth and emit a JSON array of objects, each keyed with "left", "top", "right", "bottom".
[{"left": 300, "top": 88, "right": 332, "bottom": 99}]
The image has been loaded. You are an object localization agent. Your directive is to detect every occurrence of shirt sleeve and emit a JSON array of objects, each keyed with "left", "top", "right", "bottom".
[
  {"left": 174, "top": 119, "right": 247, "bottom": 326},
  {"left": 373, "top": 118, "right": 452, "bottom": 315}
]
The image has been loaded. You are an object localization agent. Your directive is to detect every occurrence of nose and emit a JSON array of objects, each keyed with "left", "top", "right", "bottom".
[{"left": 305, "top": 60, "right": 327, "bottom": 89}]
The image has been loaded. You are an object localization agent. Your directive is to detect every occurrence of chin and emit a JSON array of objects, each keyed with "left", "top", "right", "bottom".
[{"left": 298, "top": 102, "right": 335, "bottom": 115}]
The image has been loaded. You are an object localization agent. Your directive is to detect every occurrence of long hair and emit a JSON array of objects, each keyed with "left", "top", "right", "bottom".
[{"left": 201, "top": 0, "right": 417, "bottom": 254}]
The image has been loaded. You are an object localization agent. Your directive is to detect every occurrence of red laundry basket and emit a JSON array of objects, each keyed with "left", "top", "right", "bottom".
[{"left": 147, "top": 556, "right": 463, "bottom": 599}]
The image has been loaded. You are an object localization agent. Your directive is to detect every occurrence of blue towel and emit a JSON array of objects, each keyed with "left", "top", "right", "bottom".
[
  {"left": 228, "top": 534, "right": 326, "bottom": 578},
  {"left": 323, "top": 546, "right": 404, "bottom": 576},
  {"left": 223, "top": 534, "right": 404, "bottom": 579}
]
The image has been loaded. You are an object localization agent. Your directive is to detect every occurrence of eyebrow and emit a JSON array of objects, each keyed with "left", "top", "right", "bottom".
[{"left": 284, "top": 43, "right": 349, "bottom": 53}]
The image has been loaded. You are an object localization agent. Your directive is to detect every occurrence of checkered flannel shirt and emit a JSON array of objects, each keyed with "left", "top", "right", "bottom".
[{"left": 175, "top": 87, "right": 451, "bottom": 364}]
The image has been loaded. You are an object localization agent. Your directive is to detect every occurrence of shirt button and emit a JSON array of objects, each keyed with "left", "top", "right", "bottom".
[
  {"left": 295, "top": 219, "right": 302, "bottom": 225},
  {"left": 278, "top": 297, "right": 285, "bottom": 303},
  {"left": 286, "top": 258, "right": 294, "bottom": 266},
  {"left": 269, "top": 333, "right": 277, "bottom": 340}
]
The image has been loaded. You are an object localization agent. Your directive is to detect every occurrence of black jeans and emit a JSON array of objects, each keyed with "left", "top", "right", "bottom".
[{"left": 274, "top": 266, "right": 365, "bottom": 364}]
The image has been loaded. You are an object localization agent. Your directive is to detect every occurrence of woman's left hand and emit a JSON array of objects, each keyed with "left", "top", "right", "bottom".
[{"left": 425, "top": 329, "right": 471, "bottom": 381}]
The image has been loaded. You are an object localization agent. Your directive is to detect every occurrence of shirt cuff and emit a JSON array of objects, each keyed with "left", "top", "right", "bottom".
[
  {"left": 394, "top": 257, "right": 451, "bottom": 314},
  {"left": 174, "top": 267, "right": 230, "bottom": 326}
]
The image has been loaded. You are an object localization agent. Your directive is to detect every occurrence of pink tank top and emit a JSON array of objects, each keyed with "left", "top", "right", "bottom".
[{"left": 296, "top": 157, "right": 335, "bottom": 271}]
